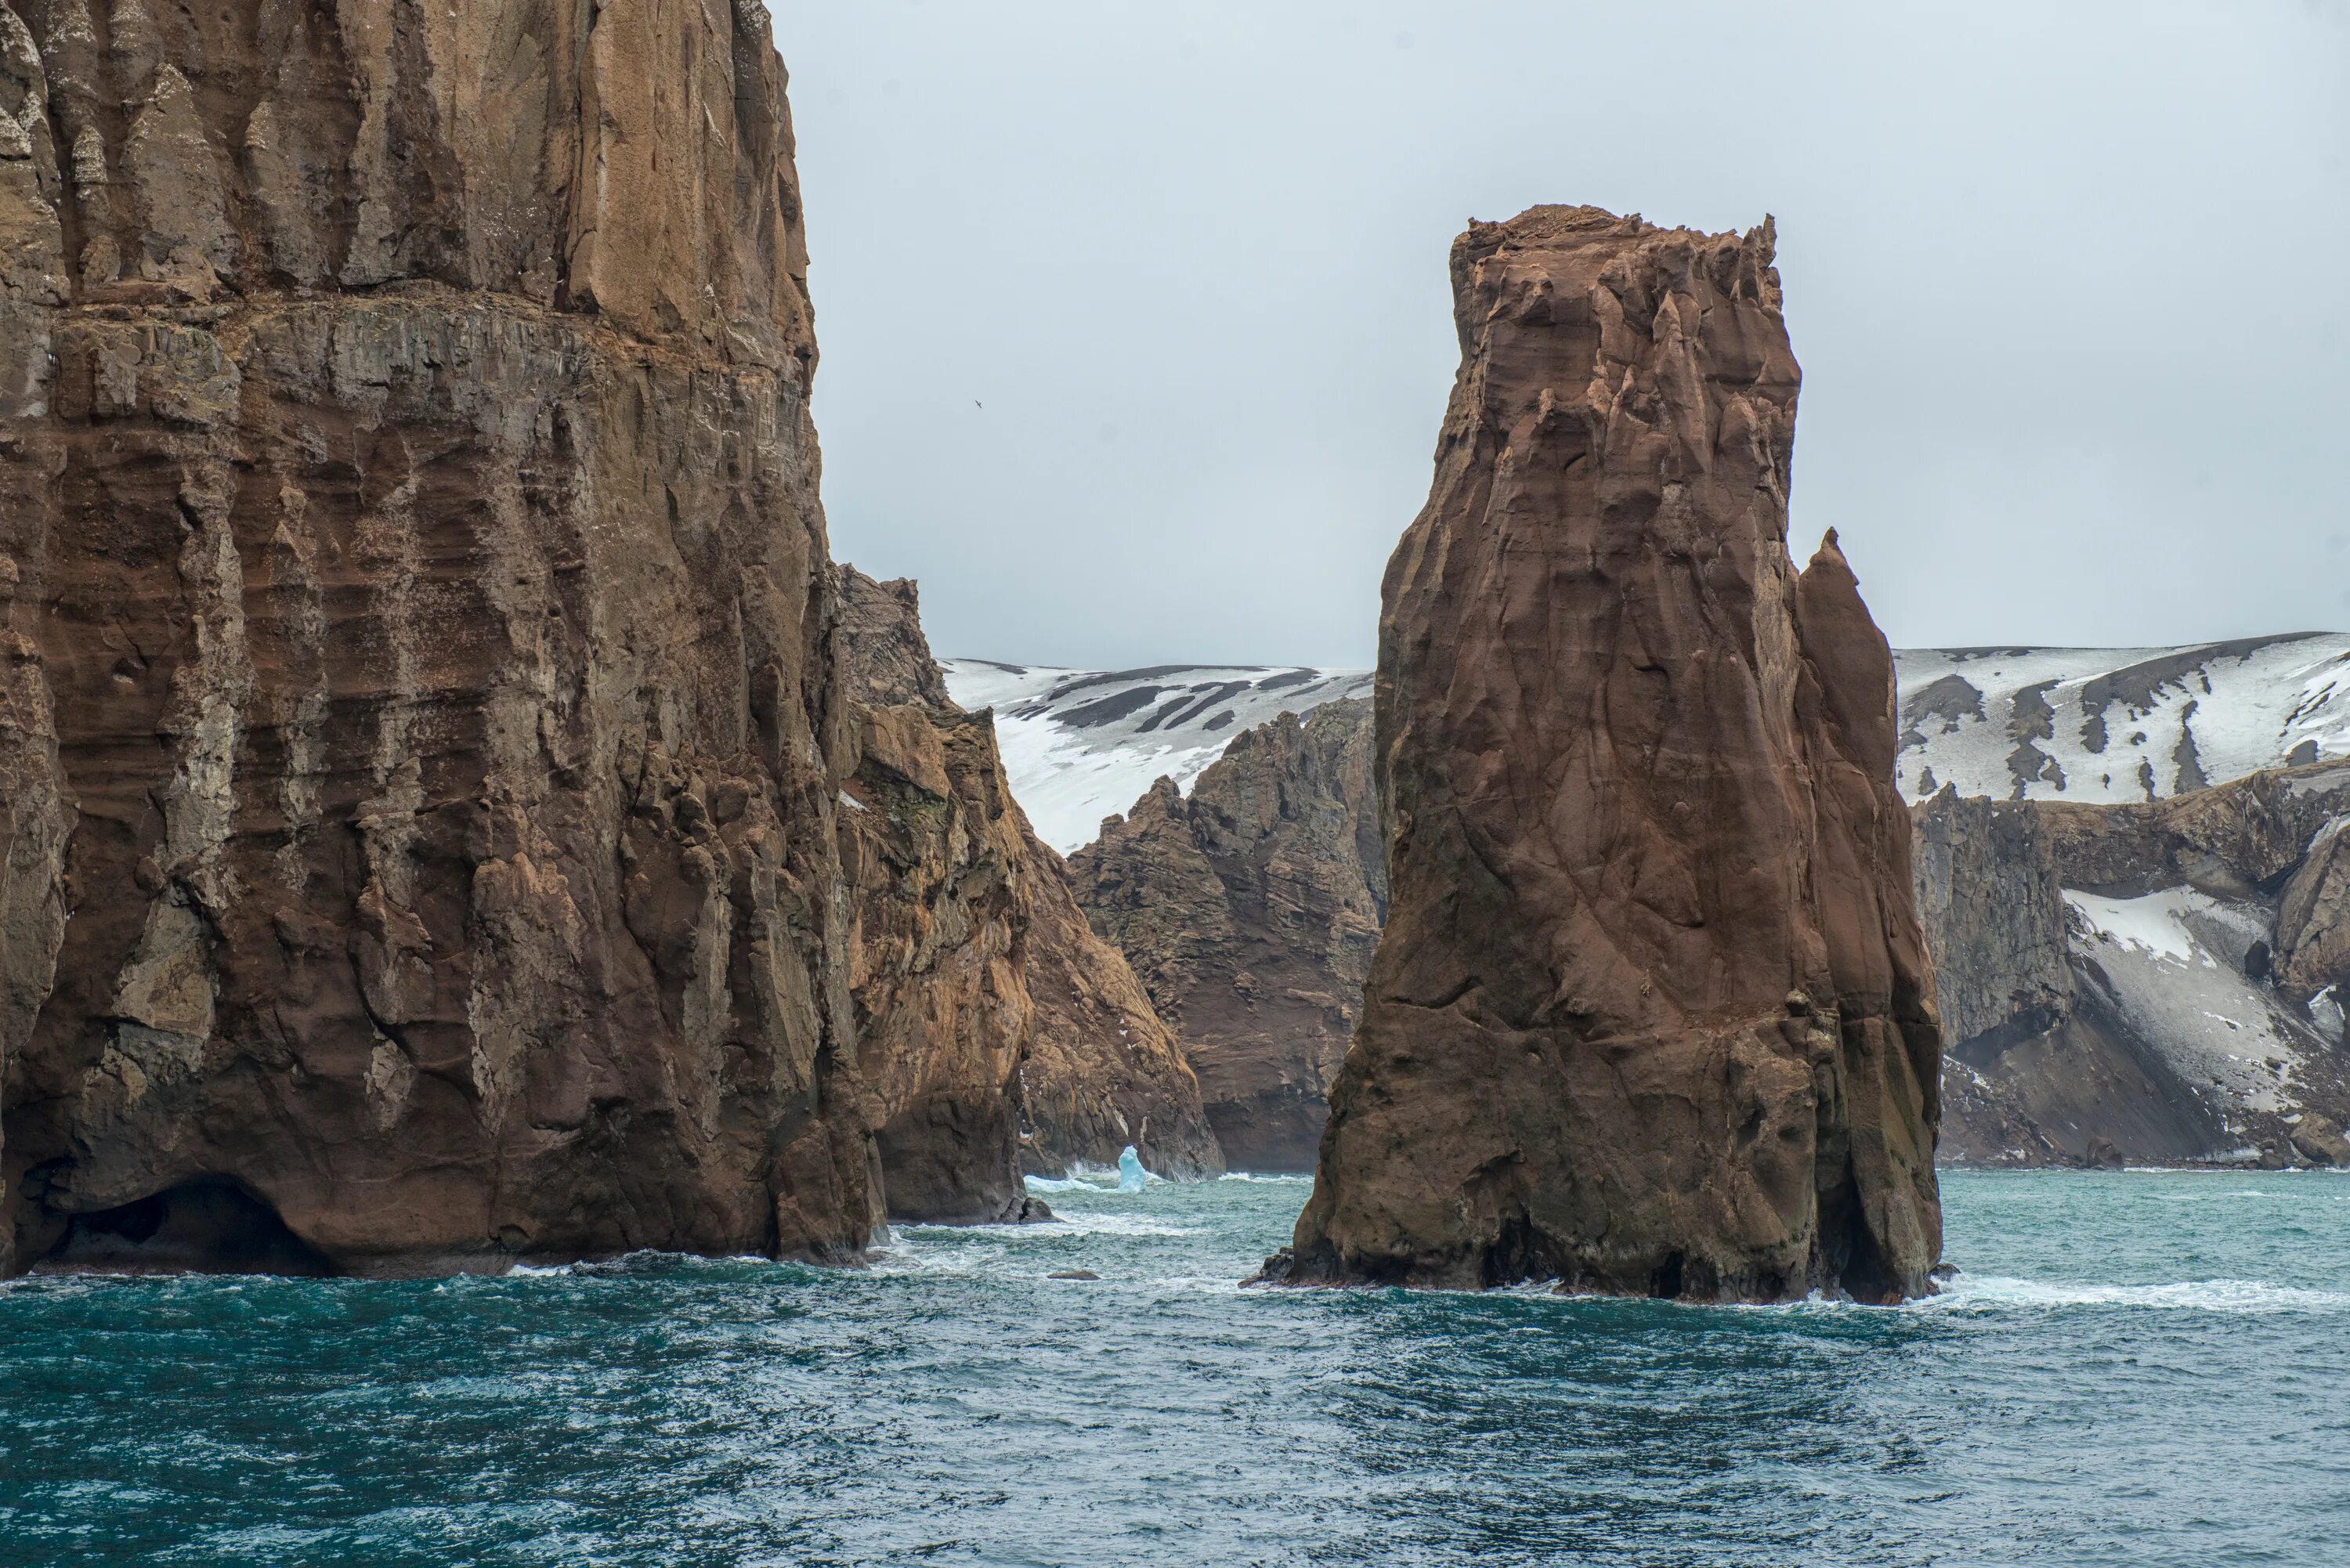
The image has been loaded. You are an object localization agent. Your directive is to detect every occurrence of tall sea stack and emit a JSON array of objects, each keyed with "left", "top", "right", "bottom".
[
  {"left": 1269, "top": 206, "right": 1942, "bottom": 1302},
  {"left": 0, "top": 3, "right": 880, "bottom": 1273}
]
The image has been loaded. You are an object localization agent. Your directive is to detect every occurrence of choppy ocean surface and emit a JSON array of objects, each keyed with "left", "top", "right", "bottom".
[{"left": 3, "top": 1170, "right": 2348, "bottom": 1566}]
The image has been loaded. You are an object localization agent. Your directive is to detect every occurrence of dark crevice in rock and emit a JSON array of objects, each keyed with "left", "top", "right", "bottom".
[{"left": 40, "top": 1178, "right": 338, "bottom": 1276}]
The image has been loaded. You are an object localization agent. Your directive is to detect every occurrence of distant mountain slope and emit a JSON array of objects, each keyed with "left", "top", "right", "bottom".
[
  {"left": 953, "top": 635, "right": 2350, "bottom": 854},
  {"left": 1893, "top": 634, "right": 2350, "bottom": 804},
  {"left": 940, "top": 661, "right": 1372, "bottom": 853}
]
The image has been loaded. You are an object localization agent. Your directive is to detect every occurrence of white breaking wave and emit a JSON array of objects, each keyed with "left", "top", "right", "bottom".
[
  {"left": 940, "top": 659, "right": 1371, "bottom": 854},
  {"left": 1914, "top": 1275, "right": 2350, "bottom": 1314}
]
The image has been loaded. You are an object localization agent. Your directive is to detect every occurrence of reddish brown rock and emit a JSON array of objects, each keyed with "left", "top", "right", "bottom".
[
  {"left": 834, "top": 578, "right": 1038, "bottom": 1223},
  {"left": 0, "top": 4, "right": 880, "bottom": 1274},
  {"left": 1267, "top": 206, "right": 1943, "bottom": 1301},
  {"left": 1071, "top": 699, "right": 1383, "bottom": 1172},
  {"left": 1018, "top": 831, "right": 1224, "bottom": 1180},
  {"left": 834, "top": 569, "right": 1221, "bottom": 1187}
]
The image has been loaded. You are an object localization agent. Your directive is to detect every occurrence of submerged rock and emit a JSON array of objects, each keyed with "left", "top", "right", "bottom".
[{"left": 1267, "top": 206, "right": 1942, "bottom": 1302}]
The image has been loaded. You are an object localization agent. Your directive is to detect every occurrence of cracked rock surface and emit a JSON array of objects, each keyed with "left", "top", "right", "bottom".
[
  {"left": 1071, "top": 699, "right": 1383, "bottom": 1173},
  {"left": 1267, "top": 206, "right": 1942, "bottom": 1302},
  {"left": 836, "top": 570, "right": 1221, "bottom": 1192},
  {"left": 0, "top": 1, "right": 891, "bottom": 1274}
]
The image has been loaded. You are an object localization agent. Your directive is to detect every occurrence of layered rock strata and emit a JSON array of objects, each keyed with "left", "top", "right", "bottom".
[
  {"left": 1268, "top": 206, "right": 1943, "bottom": 1302},
  {"left": 1017, "top": 836, "right": 1224, "bottom": 1180},
  {"left": 1071, "top": 699, "right": 1383, "bottom": 1172},
  {"left": 1, "top": 3, "right": 884, "bottom": 1274},
  {"left": 1919, "top": 764, "right": 2350, "bottom": 1167},
  {"left": 835, "top": 570, "right": 1220, "bottom": 1187},
  {"left": 836, "top": 625, "right": 1036, "bottom": 1224}
]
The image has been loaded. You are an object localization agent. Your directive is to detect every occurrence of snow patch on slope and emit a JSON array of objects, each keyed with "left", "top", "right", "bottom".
[
  {"left": 2064, "top": 887, "right": 2314, "bottom": 1116},
  {"left": 1893, "top": 634, "right": 2350, "bottom": 804},
  {"left": 960, "top": 630, "right": 2350, "bottom": 853},
  {"left": 941, "top": 660, "right": 1372, "bottom": 854}
]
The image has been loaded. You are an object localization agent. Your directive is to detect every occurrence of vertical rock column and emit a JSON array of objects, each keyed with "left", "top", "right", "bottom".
[{"left": 1270, "top": 206, "right": 1942, "bottom": 1302}]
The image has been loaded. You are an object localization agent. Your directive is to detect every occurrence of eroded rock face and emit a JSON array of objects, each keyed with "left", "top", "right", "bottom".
[
  {"left": 837, "top": 674, "right": 1036, "bottom": 1226},
  {"left": 1912, "top": 793, "right": 2073, "bottom": 1056},
  {"left": 833, "top": 570, "right": 1220, "bottom": 1189},
  {"left": 0, "top": 2, "right": 883, "bottom": 1274},
  {"left": 1071, "top": 699, "right": 1382, "bottom": 1172},
  {"left": 1018, "top": 833, "right": 1224, "bottom": 1180},
  {"left": 1919, "top": 764, "right": 2350, "bottom": 1167},
  {"left": 1270, "top": 206, "right": 1942, "bottom": 1301}
]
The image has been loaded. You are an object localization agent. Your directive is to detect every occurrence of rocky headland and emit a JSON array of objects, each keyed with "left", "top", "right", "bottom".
[
  {"left": 1264, "top": 206, "right": 1943, "bottom": 1302},
  {"left": 835, "top": 570, "right": 1222, "bottom": 1189},
  {"left": 0, "top": 2, "right": 1203, "bottom": 1277}
]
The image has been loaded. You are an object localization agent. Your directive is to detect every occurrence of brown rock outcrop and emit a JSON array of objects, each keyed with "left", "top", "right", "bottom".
[
  {"left": 833, "top": 569, "right": 1220, "bottom": 1187},
  {"left": 1918, "top": 762, "right": 2350, "bottom": 1167},
  {"left": 1071, "top": 699, "right": 1383, "bottom": 1171},
  {"left": 1018, "top": 834, "right": 1224, "bottom": 1180},
  {"left": 1267, "top": 206, "right": 1943, "bottom": 1301},
  {"left": 836, "top": 632, "right": 1037, "bottom": 1226},
  {"left": 0, "top": 5, "right": 882, "bottom": 1274}
]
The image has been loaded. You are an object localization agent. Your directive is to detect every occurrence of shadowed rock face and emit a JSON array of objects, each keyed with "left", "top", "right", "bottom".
[
  {"left": 1018, "top": 833, "right": 1224, "bottom": 1182},
  {"left": 1268, "top": 206, "right": 1942, "bottom": 1302},
  {"left": 833, "top": 571, "right": 1221, "bottom": 1190},
  {"left": 1918, "top": 764, "right": 2350, "bottom": 1169},
  {"left": 1070, "top": 699, "right": 1383, "bottom": 1172},
  {"left": 0, "top": 3, "right": 883, "bottom": 1274}
]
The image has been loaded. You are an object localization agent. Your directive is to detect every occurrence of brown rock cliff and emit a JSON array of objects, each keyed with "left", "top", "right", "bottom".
[
  {"left": 1018, "top": 833, "right": 1224, "bottom": 1181},
  {"left": 0, "top": 3, "right": 880, "bottom": 1274},
  {"left": 1071, "top": 698, "right": 1383, "bottom": 1172},
  {"left": 833, "top": 569, "right": 1220, "bottom": 1187},
  {"left": 1269, "top": 206, "right": 1942, "bottom": 1301}
]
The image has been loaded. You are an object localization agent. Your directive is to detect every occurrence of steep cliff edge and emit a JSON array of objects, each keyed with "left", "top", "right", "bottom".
[
  {"left": 1918, "top": 765, "right": 2350, "bottom": 1167},
  {"left": 835, "top": 570, "right": 1220, "bottom": 1186},
  {"left": 1070, "top": 699, "right": 1383, "bottom": 1172},
  {"left": 1268, "top": 206, "right": 1942, "bottom": 1301},
  {"left": 0, "top": 3, "right": 878, "bottom": 1274}
]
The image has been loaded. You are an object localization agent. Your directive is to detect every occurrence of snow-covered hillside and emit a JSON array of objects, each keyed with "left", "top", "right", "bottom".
[
  {"left": 941, "top": 660, "right": 1371, "bottom": 854},
  {"left": 952, "top": 634, "right": 2350, "bottom": 853},
  {"left": 1893, "top": 634, "right": 2350, "bottom": 804}
]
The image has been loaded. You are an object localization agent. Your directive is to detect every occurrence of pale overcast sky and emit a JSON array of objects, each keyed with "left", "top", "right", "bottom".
[{"left": 784, "top": 1, "right": 2349, "bottom": 670}]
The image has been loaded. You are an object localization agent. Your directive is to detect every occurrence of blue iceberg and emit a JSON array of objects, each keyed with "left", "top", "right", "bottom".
[{"left": 1117, "top": 1145, "right": 1147, "bottom": 1192}]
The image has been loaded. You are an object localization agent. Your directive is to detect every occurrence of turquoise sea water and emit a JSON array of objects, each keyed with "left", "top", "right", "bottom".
[{"left": 2, "top": 1169, "right": 2348, "bottom": 1566}]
